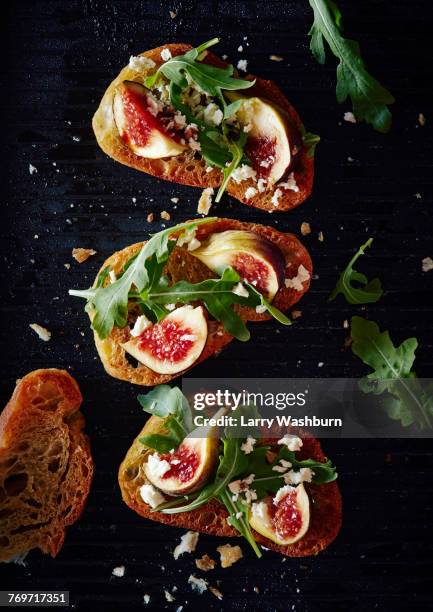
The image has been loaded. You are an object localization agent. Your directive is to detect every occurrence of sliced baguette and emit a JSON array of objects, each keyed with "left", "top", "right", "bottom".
[
  {"left": 93, "top": 43, "right": 314, "bottom": 212},
  {"left": 119, "top": 415, "right": 342, "bottom": 557},
  {"left": 91, "top": 218, "right": 312, "bottom": 386},
  {"left": 0, "top": 369, "right": 93, "bottom": 562}
]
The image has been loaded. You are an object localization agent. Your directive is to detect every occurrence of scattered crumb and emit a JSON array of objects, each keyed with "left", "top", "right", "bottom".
[
  {"left": 343, "top": 319, "right": 349, "bottom": 329},
  {"left": 318, "top": 362, "right": 324, "bottom": 368},
  {"left": 143, "top": 594, "right": 151, "bottom": 605},
  {"left": 209, "top": 586, "right": 223, "bottom": 600},
  {"left": 173, "top": 531, "right": 199, "bottom": 560},
  {"left": 291, "top": 310, "right": 302, "bottom": 320},
  {"left": 161, "top": 210, "right": 171, "bottom": 221},
  {"left": 216, "top": 544, "right": 243, "bottom": 568},
  {"left": 29, "top": 163, "right": 38, "bottom": 175},
  {"left": 170, "top": 197, "right": 179, "bottom": 204},
  {"left": 29, "top": 323, "right": 51, "bottom": 342},
  {"left": 188, "top": 574, "right": 208, "bottom": 594},
  {"left": 147, "top": 212, "right": 154, "bottom": 223},
  {"left": 422, "top": 257, "right": 433, "bottom": 272},
  {"left": 418, "top": 113, "right": 426, "bottom": 126},
  {"left": 112, "top": 566, "right": 125, "bottom": 577},
  {"left": 238, "top": 45, "right": 243, "bottom": 52},
  {"left": 72, "top": 247, "right": 96, "bottom": 263},
  {"left": 197, "top": 187, "right": 214, "bottom": 215},
  {"left": 237, "top": 59, "right": 248, "bottom": 72},
  {"left": 300, "top": 222, "right": 311, "bottom": 236},
  {"left": 254, "top": 586, "right": 260, "bottom": 594},
  {"left": 164, "top": 590, "right": 175, "bottom": 602},
  {"left": 414, "top": 192, "right": 422, "bottom": 199},
  {"left": 344, "top": 111, "right": 357, "bottom": 123},
  {"left": 169, "top": 10, "right": 177, "bottom": 18},
  {"left": 64, "top": 263, "right": 71, "bottom": 270},
  {"left": 195, "top": 554, "right": 216, "bottom": 572},
  {"left": 270, "top": 54, "right": 284, "bottom": 62},
  {"left": 318, "top": 231, "right": 324, "bottom": 242}
]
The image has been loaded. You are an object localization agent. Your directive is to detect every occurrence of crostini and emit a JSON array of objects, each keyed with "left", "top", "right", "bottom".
[
  {"left": 119, "top": 386, "right": 342, "bottom": 558},
  {"left": 0, "top": 370, "right": 93, "bottom": 562},
  {"left": 69, "top": 217, "right": 312, "bottom": 385},
  {"left": 92, "top": 39, "right": 318, "bottom": 212}
]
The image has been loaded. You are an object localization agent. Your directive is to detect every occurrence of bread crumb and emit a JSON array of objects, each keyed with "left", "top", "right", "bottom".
[
  {"left": 418, "top": 113, "right": 426, "bottom": 126},
  {"left": 147, "top": 212, "right": 154, "bottom": 223},
  {"left": 217, "top": 544, "right": 243, "bottom": 568},
  {"left": 143, "top": 594, "right": 151, "bottom": 604},
  {"left": 29, "top": 163, "right": 38, "bottom": 175},
  {"left": 422, "top": 257, "right": 433, "bottom": 272},
  {"left": 209, "top": 586, "right": 223, "bottom": 600},
  {"left": 344, "top": 111, "right": 357, "bottom": 123},
  {"left": 343, "top": 319, "right": 349, "bottom": 328},
  {"left": 291, "top": 310, "right": 302, "bottom": 319},
  {"left": 188, "top": 574, "right": 208, "bottom": 593},
  {"left": 164, "top": 590, "right": 175, "bottom": 602},
  {"left": 112, "top": 566, "right": 125, "bottom": 577},
  {"left": 195, "top": 554, "right": 216, "bottom": 572},
  {"left": 300, "top": 222, "right": 311, "bottom": 236},
  {"left": 270, "top": 54, "right": 284, "bottom": 61},
  {"left": 72, "top": 247, "right": 96, "bottom": 263},
  {"left": 237, "top": 59, "right": 248, "bottom": 72},
  {"left": 29, "top": 323, "right": 51, "bottom": 342},
  {"left": 197, "top": 187, "right": 214, "bottom": 216},
  {"left": 318, "top": 231, "right": 324, "bottom": 242},
  {"left": 160, "top": 210, "right": 171, "bottom": 221},
  {"left": 254, "top": 586, "right": 260, "bottom": 593},
  {"left": 169, "top": 10, "right": 177, "bottom": 18},
  {"left": 173, "top": 531, "right": 199, "bottom": 560},
  {"left": 64, "top": 263, "right": 71, "bottom": 270}
]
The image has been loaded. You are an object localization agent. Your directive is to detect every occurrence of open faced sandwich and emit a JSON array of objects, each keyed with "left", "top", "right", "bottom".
[
  {"left": 69, "top": 217, "right": 312, "bottom": 385},
  {"left": 119, "top": 385, "right": 342, "bottom": 558},
  {"left": 93, "top": 38, "right": 318, "bottom": 212}
]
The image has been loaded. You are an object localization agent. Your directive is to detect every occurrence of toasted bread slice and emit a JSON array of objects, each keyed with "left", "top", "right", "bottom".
[
  {"left": 119, "top": 416, "right": 342, "bottom": 557},
  {"left": 93, "top": 43, "right": 314, "bottom": 212},
  {"left": 91, "top": 218, "right": 312, "bottom": 386},
  {"left": 0, "top": 370, "right": 93, "bottom": 562}
]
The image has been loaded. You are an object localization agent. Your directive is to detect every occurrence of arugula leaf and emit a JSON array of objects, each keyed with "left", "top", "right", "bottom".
[
  {"left": 69, "top": 218, "right": 216, "bottom": 339},
  {"left": 301, "top": 125, "right": 320, "bottom": 158},
  {"left": 138, "top": 385, "right": 193, "bottom": 436},
  {"left": 219, "top": 488, "right": 262, "bottom": 557},
  {"left": 308, "top": 0, "right": 394, "bottom": 132},
  {"left": 328, "top": 238, "right": 383, "bottom": 304},
  {"left": 139, "top": 433, "right": 179, "bottom": 454},
  {"left": 215, "top": 133, "right": 247, "bottom": 203},
  {"left": 351, "top": 316, "right": 433, "bottom": 429}
]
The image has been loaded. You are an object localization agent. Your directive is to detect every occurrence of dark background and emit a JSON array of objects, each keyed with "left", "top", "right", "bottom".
[{"left": 1, "top": 1, "right": 432, "bottom": 610}]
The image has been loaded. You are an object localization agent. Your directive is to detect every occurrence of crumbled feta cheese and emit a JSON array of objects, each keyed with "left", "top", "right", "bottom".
[
  {"left": 277, "top": 434, "right": 303, "bottom": 451},
  {"left": 131, "top": 315, "right": 152, "bottom": 337},
  {"left": 318, "top": 231, "right": 324, "bottom": 242},
  {"left": 177, "top": 226, "right": 197, "bottom": 247},
  {"left": 344, "top": 111, "right": 357, "bottom": 123},
  {"left": 273, "top": 485, "right": 297, "bottom": 505},
  {"left": 170, "top": 197, "right": 179, "bottom": 203},
  {"left": 279, "top": 172, "right": 299, "bottom": 192},
  {"left": 173, "top": 531, "right": 199, "bottom": 560},
  {"left": 187, "top": 237, "right": 201, "bottom": 251},
  {"left": 244, "top": 186, "right": 258, "bottom": 200},
  {"left": 203, "top": 103, "right": 223, "bottom": 126},
  {"left": 188, "top": 137, "right": 201, "bottom": 151},
  {"left": 283, "top": 467, "right": 314, "bottom": 485},
  {"left": 197, "top": 187, "right": 214, "bottom": 215},
  {"left": 257, "top": 178, "right": 267, "bottom": 192},
  {"left": 164, "top": 590, "right": 175, "bottom": 602},
  {"left": 232, "top": 282, "right": 249, "bottom": 298},
  {"left": 251, "top": 501, "right": 267, "bottom": 520},
  {"left": 165, "top": 303, "right": 176, "bottom": 311},
  {"left": 422, "top": 257, "right": 433, "bottom": 272},
  {"left": 231, "top": 164, "right": 257, "bottom": 183},
  {"left": 240, "top": 436, "right": 256, "bottom": 455},
  {"left": 146, "top": 453, "right": 171, "bottom": 479},
  {"left": 29, "top": 323, "right": 51, "bottom": 342},
  {"left": 243, "top": 123, "right": 252, "bottom": 133},
  {"left": 143, "top": 594, "right": 151, "bottom": 604},
  {"left": 128, "top": 55, "right": 156, "bottom": 71},
  {"left": 238, "top": 45, "right": 243, "bottom": 52},
  {"left": 139, "top": 484, "right": 165, "bottom": 508},
  {"left": 160, "top": 48, "right": 172, "bottom": 61},
  {"left": 284, "top": 264, "right": 311, "bottom": 291},
  {"left": 271, "top": 188, "right": 283, "bottom": 207},
  {"left": 237, "top": 59, "right": 248, "bottom": 72},
  {"left": 112, "top": 566, "right": 125, "bottom": 577},
  {"left": 216, "top": 544, "right": 243, "bottom": 568},
  {"left": 255, "top": 304, "right": 267, "bottom": 314},
  {"left": 29, "top": 164, "right": 38, "bottom": 175},
  {"left": 206, "top": 166, "right": 213, "bottom": 173},
  {"left": 173, "top": 112, "right": 186, "bottom": 129},
  {"left": 272, "top": 464, "right": 288, "bottom": 473},
  {"left": 188, "top": 574, "right": 208, "bottom": 593}
]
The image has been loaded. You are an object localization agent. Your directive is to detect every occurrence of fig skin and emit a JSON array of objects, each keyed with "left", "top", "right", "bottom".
[{"left": 192, "top": 230, "right": 286, "bottom": 300}]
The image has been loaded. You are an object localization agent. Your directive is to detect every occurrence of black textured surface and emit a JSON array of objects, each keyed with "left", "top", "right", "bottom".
[{"left": 1, "top": 1, "right": 433, "bottom": 610}]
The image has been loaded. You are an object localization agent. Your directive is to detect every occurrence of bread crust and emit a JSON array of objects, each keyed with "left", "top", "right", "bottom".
[
  {"left": 90, "top": 218, "right": 312, "bottom": 385},
  {"left": 119, "top": 416, "right": 342, "bottom": 557},
  {"left": 0, "top": 370, "right": 93, "bottom": 561},
  {"left": 92, "top": 43, "right": 314, "bottom": 212}
]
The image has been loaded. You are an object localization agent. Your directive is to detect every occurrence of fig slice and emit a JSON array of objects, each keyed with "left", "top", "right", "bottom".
[
  {"left": 249, "top": 484, "right": 310, "bottom": 545},
  {"left": 121, "top": 305, "right": 207, "bottom": 375},
  {"left": 113, "top": 80, "right": 187, "bottom": 158},
  {"left": 144, "top": 436, "right": 219, "bottom": 496},
  {"left": 227, "top": 94, "right": 301, "bottom": 183},
  {"left": 191, "top": 230, "right": 285, "bottom": 300}
]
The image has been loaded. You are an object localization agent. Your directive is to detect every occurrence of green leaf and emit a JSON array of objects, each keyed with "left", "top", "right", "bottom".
[
  {"left": 308, "top": 0, "right": 394, "bottom": 132},
  {"left": 218, "top": 488, "right": 262, "bottom": 558},
  {"left": 137, "top": 385, "right": 193, "bottom": 434},
  {"left": 301, "top": 125, "right": 320, "bottom": 157},
  {"left": 328, "top": 238, "right": 383, "bottom": 304},
  {"left": 215, "top": 133, "right": 247, "bottom": 203},
  {"left": 139, "top": 434, "right": 179, "bottom": 453}
]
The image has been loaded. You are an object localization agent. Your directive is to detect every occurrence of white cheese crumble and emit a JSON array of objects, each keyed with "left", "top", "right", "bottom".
[
  {"left": 251, "top": 501, "right": 268, "bottom": 520},
  {"left": 131, "top": 315, "right": 152, "bottom": 337},
  {"left": 143, "top": 594, "right": 151, "bottom": 604},
  {"left": 128, "top": 55, "right": 156, "bottom": 71},
  {"left": 284, "top": 264, "right": 310, "bottom": 291},
  {"left": 255, "top": 304, "right": 267, "bottom": 314},
  {"left": 237, "top": 59, "right": 248, "bottom": 72},
  {"left": 231, "top": 164, "right": 257, "bottom": 183},
  {"left": 273, "top": 484, "right": 297, "bottom": 505},
  {"left": 146, "top": 453, "right": 171, "bottom": 478},
  {"left": 284, "top": 467, "right": 314, "bottom": 485},
  {"left": 240, "top": 436, "right": 256, "bottom": 455},
  {"left": 422, "top": 257, "right": 433, "bottom": 272},
  {"left": 187, "top": 237, "right": 201, "bottom": 251},
  {"left": 29, "top": 323, "right": 51, "bottom": 342},
  {"left": 271, "top": 188, "right": 283, "bottom": 207},
  {"left": 344, "top": 111, "right": 357, "bottom": 123},
  {"left": 232, "top": 282, "right": 249, "bottom": 298},
  {"left": 173, "top": 531, "right": 199, "bottom": 560},
  {"left": 197, "top": 187, "right": 214, "bottom": 215},
  {"left": 257, "top": 178, "right": 267, "bottom": 193},
  {"left": 112, "top": 566, "right": 125, "bottom": 577},
  {"left": 160, "top": 48, "right": 172, "bottom": 61},
  {"left": 278, "top": 172, "right": 299, "bottom": 193},
  {"left": 29, "top": 163, "right": 38, "bottom": 175},
  {"left": 188, "top": 574, "right": 208, "bottom": 594},
  {"left": 139, "top": 484, "right": 165, "bottom": 508},
  {"left": 164, "top": 590, "right": 175, "bottom": 602},
  {"left": 165, "top": 303, "right": 176, "bottom": 311},
  {"left": 203, "top": 103, "right": 223, "bottom": 126},
  {"left": 277, "top": 433, "right": 303, "bottom": 451},
  {"left": 177, "top": 227, "right": 197, "bottom": 247},
  {"left": 244, "top": 186, "right": 258, "bottom": 200}
]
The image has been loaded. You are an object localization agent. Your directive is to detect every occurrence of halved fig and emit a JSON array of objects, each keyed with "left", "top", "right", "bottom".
[
  {"left": 113, "top": 80, "right": 187, "bottom": 158},
  {"left": 144, "top": 436, "right": 219, "bottom": 495},
  {"left": 121, "top": 305, "right": 207, "bottom": 374},
  {"left": 249, "top": 484, "right": 310, "bottom": 545},
  {"left": 228, "top": 94, "right": 301, "bottom": 183},
  {"left": 191, "top": 230, "right": 285, "bottom": 300}
]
